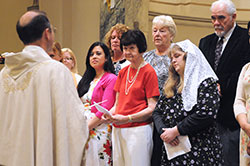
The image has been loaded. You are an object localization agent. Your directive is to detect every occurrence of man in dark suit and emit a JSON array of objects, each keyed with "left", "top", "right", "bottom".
[{"left": 199, "top": 0, "right": 250, "bottom": 165}]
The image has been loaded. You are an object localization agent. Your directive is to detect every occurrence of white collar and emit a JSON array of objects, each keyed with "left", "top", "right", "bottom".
[
  {"left": 218, "top": 23, "right": 236, "bottom": 41},
  {"left": 4, "top": 45, "right": 51, "bottom": 79}
]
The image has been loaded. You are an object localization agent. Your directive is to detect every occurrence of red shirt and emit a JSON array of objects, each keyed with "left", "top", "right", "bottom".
[{"left": 114, "top": 63, "right": 160, "bottom": 128}]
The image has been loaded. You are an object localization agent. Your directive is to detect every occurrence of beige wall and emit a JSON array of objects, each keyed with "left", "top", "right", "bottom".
[
  {"left": 0, "top": 0, "right": 100, "bottom": 74},
  {"left": 146, "top": 0, "right": 250, "bottom": 49},
  {"left": 1, "top": 0, "right": 250, "bottom": 71},
  {"left": 40, "top": 0, "right": 100, "bottom": 75},
  {"left": 0, "top": 0, "right": 33, "bottom": 69},
  {"left": 0, "top": 0, "right": 33, "bottom": 53}
]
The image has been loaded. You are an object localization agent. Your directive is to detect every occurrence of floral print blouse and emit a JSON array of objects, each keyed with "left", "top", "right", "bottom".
[
  {"left": 152, "top": 78, "right": 224, "bottom": 165},
  {"left": 143, "top": 49, "right": 170, "bottom": 95}
]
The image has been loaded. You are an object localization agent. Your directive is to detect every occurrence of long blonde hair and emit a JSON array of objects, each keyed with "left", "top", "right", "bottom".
[
  {"left": 61, "top": 48, "right": 78, "bottom": 73},
  {"left": 164, "top": 45, "right": 186, "bottom": 98}
]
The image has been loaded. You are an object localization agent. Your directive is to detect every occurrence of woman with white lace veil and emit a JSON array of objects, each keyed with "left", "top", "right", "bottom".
[{"left": 152, "top": 40, "right": 223, "bottom": 165}]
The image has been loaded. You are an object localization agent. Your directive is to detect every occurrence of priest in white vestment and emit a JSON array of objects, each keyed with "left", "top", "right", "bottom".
[{"left": 0, "top": 10, "right": 88, "bottom": 166}]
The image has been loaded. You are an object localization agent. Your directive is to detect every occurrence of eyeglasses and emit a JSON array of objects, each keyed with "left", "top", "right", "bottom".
[
  {"left": 53, "top": 26, "right": 57, "bottom": 33},
  {"left": 63, "top": 57, "right": 73, "bottom": 61},
  {"left": 50, "top": 25, "right": 57, "bottom": 34},
  {"left": 49, "top": 54, "right": 55, "bottom": 58}
]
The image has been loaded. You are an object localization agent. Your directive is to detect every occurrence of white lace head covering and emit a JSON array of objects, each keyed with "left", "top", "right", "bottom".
[{"left": 175, "top": 39, "right": 218, "bottom": 111}]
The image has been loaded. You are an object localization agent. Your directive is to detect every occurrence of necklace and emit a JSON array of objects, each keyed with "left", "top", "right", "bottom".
[{"left": 125, "top": 62, "right": 145, "bottom": 95}]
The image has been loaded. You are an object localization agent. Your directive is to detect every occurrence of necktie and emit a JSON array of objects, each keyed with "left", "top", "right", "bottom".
[{"left": 214, "top": 36, "right": 224, "bottom": 70}]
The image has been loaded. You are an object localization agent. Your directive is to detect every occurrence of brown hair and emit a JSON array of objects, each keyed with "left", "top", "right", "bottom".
[
  {"left": 164, "top": 44, "right": 187, "bottom": 98},
  {"left": 53, "top": 42, "right": 62, "bottom": 56},
  {"left": 104, "top": 23, "right": 129, "bottom": 56}
]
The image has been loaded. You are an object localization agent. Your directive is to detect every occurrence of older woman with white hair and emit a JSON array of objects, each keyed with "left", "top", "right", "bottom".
[{"left": 143, "top": 15, "right": 177, "bottom": 165}]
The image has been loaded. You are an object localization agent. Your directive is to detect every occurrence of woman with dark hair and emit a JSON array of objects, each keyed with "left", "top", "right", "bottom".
[
  {"left": 106, "top": 29, "right": 160, "bottom": 166},
  {"left": 77, "top": 41, "right": 117, "bottom": 166}
]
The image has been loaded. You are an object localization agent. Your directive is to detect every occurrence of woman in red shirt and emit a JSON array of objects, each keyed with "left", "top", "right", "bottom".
[{"left": 109, "top": 29, "right": 160, "bottom": 166}]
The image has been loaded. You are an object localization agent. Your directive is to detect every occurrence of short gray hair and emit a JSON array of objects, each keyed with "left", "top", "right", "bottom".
[
  {"left": 152, "top": 15, "right": 177, "bottom": 39},
  {"left": 210, "top": 0, "right": 236, "bottom": 15}
]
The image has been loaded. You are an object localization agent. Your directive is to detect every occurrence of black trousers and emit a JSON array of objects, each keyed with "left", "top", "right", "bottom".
[
  {"left": 217, "top": 123, "right": 240, "bottom": 166},
  {"left": 151, "top": 125, "right": 163, "bottom": 166}
]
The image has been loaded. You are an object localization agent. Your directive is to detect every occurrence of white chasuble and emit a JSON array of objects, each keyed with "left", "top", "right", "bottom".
[{"left": 0, "top": 46, "right": 88, "bottom": 166}]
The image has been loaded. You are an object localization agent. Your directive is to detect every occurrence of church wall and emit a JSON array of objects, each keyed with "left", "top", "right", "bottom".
[
  {"left": 0, "top": 0, "right": 33, "bottom": 69},
  {"left": 0, "top": 0, "right": 100, "bottom": 74},
  {"left": 40, "top": 0, "right": 100, "bottom": 74},
  {"left": 147, "top": 0, "right": 250, "bottom": 49},
  {"left": 0, "top": 0, "right": 249, "bottom": 71}
]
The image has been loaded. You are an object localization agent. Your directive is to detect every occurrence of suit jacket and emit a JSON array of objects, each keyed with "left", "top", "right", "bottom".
[{"left": 199, "top": 24, "right": 250, "bottom": 130}]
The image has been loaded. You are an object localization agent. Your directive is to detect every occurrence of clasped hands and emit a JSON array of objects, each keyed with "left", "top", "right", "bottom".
[
  {"left": 160, "top": 126, "right": 180, "bottom": 146},
  {"left": 102, "top": 113, "right": 129, "bottom": 125}
]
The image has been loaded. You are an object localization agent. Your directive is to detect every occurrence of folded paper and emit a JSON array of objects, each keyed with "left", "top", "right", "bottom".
[
  {"left": 93, "top": 101, "right": 112, "bottom": 116},
  {"left": 164, "top": 135, "right": 191, "bottom": 160}
]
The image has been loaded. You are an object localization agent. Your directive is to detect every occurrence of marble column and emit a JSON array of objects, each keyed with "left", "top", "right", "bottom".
[
  {"left": 100, "top": 0, "right": 149, "bottom": 42},
  {"left": 100, "top": 0, "right": 125, "bottom": 42}
]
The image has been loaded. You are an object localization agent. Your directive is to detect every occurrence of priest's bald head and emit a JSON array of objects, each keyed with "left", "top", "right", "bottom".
[{"left": 16, "top": 10, "right": 54, "bottom": 53}]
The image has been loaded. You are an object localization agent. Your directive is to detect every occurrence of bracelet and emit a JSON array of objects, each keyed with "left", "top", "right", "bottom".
[{"left": 128, "top": 115, "right": 133, "bottom": 122}]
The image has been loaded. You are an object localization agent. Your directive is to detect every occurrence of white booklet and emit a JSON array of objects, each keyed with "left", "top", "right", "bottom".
[
  {"left": 93, "top": 101, "right": 112, "bottom": 116},
  {"left": 244, "top": 153, "right": 250, "bottom": 158},
  {"left": 164, "top": 135, "right": 191, "bottom": 160}
]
